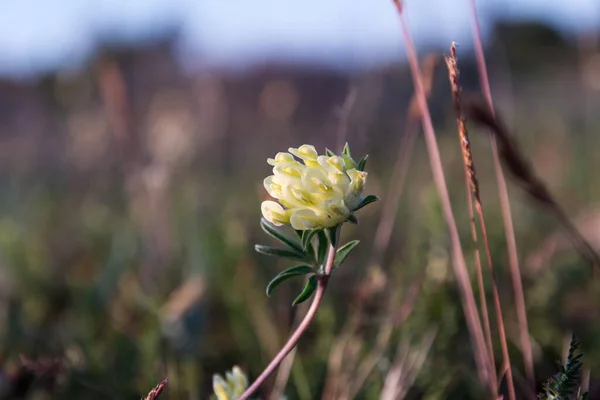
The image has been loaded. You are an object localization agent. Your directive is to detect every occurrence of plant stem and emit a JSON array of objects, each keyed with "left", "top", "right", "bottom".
[
  {"left": 467, "top": 0, "right": 535, "bottom": 389},
  {"left": 239, "top": 236, "right": 338, "bottom": 400},
  {"left": 392, "top": 0, "right": 495, "bottom": 394}
]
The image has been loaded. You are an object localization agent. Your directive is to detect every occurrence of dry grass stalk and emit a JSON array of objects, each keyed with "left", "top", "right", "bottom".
[
  {"left": 270, "top": 347, "right": 297, "bottom": 400},
  {"left": 335, "top": 86, "right": 358, "bottom": 151},
  {"left": 142, "top": 378, "right": 168, "bottom": 400},
  {"left": 380, "top": 328, "right": 437, "bottom": 400},
  {"left": 446, "top": 43, "right": 516, "bottom": 400},
  {"left": 346, "top": 272, "right": 424, "bottom": 399},
  {"left": 467, "top": 0, "right": 536, "bottom": 388},
  {"left": 371, "top": 54, "right": 439, "bottom": 268},
  {"left": 393, "top": 0, "right": 494, "bottom": 394},
  {"left": 445, "top": 43, "right": 496, "bottom": 372},
  {"left": 466, "top": 102, "right": 600, "bottom": 272},
  {"left": 527, "top": 207, "right": 600, "bottom": 274}
]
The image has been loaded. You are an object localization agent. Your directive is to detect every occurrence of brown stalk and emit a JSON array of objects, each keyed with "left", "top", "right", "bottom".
[
  {"left": 393, "top": 0, "right": 494, "bottom": 394},
  {"left": 371, "top": 54, "right": 439, "bottom": 268},
  {"left": 467, "top": 0, "right": 536, "bottom": 388},
  {"left": 466, "top": 102, "right": 600, "bottom": 272},
  {"left": 445, "top": 43, "right": 496, "bottom": 374},
  {"left": 142, "top": 378, "right": 168, "bottom": 400},
  {"left": 446, "top": 43, "right": 516, "bottom": 400}
]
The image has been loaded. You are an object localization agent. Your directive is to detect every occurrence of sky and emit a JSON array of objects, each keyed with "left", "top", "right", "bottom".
[{"left": 0, "top": 0, "right": 598, "bottom": 78}]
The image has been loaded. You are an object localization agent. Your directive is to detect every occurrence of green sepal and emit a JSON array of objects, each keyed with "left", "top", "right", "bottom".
[
  {"left": 342, "top": 142, "right": 351, "bottom": 156},
  {"left": 261, "top": 219, "right": 304, "bottom": 253},
  {"left": 325, "top": 148, "right": 336, "bottom": 157},
  {"left": 317, "top": 230, "right": 328, "bottom": 265},
  {"left": 255, "top": 245, "right": 311, "bottom": 262},
  {"left": 341, "top": 143, "right": 357, "bottom": 169},
  {"left": 342, "top": 155, "right": 357, "bottom": 170},
  {"left": 266, "top": 265, "right": 314, "bottom": 296},
  {"left": 301, "top": 229, "right": 320, "bottom": 251},
  {"left": 326, "top": 225, "right": 340, "bottom": 248},
  {"left": 357, "top": 155, "right": 368, "bottom": 171},
  {"left": 334, "top": 240, "right": 360, "bottom": 268},
  {"left": 347, "top": 214, "right": 359, "bottom": 224},
  {"left": 292, "top": 275, "right": 318, "bottom": 306},
  {"left": 353, "top": 195, "right": 379, "bottom": 212}
]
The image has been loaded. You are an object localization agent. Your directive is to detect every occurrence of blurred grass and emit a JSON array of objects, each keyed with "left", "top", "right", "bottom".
[{"left": 0, "top": 21, "right": 599, "bottom": 399}]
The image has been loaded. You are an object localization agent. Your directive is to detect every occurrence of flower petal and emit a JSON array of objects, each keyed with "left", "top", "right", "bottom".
[
  {"left": 289, "top": 144, "right": 318, "bottom": 161},
  {"left": 290, "top": 208, "right": 321, "bottom": 230},
  {"left": 261, "top": 201, "right": 290, "bottom": 226},
  {"left": 263, "top": 175, "right": 284, "bottom": 199},
  {"left": 267, "top": 152, "right": 296, "bottom": 166},
  {"left": 213, "top": 375, "right": 232, "bottom": 400}
]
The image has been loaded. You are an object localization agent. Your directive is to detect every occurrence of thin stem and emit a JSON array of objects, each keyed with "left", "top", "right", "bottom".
[
  {"left": 336, "top": 86, "right": 358, "bottom": 151},
  {"left": 465, "top": 177, "right": 496, "bottom": 369},
  {"left": 468, "top": 0, "right": 535, "bottom": 389},
  {"left": 446, "top": 44, "right": 496, "bottom": 374},
  {"left": 476, "top": 203, "right": 516, "bottom": 400},
  {"left": 392, "top": 0, "right": 494, "bottom": 394},
  {"left": 445, "top": 43, "right": 515, "bottom": 397},
  {"left": 239, "top": 237, "right": 338, "bottom": 400},
  {"left": 371, "top": 54, "right": 438, "bottom": 267}
]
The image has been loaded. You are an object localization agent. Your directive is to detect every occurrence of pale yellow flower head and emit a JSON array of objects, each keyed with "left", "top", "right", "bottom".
[
  {"left": 212, "top": 366, "right": 248, "bottom": 400},
  {"left": 262, "top": 144, "right": 369, "bottom": 230}
]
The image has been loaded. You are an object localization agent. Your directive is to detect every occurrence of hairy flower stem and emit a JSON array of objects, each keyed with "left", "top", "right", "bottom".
[{"left": 239, "top": 236, "right": 339, "bottom": 400}]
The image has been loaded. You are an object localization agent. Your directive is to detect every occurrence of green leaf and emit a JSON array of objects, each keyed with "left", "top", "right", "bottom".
[
  {"left": 347, "top": 214, "right": 359, "bottom": 224},
  {"left": 255, "top": 245, "right": 311, "bottom": 262},
  {"left": 266, "top": 265, "right": 314, "bottom": 296},
  {"left": 325, "top": 148, "right": 336, "bottom": 157},
  {"left": 357, "top": 155, "right": 368, "bottom": 171},
  {"left": 292, "top": 275, "right": 318, "bottom": 306},
  {"left": 353, "top": 194, "right": 379, "bottom": 212},
  {"left": 334, "top": 240, "right": 360, "bottom": 268},
  {"left": 301, "top": 229, "right": 320, "bottom": 251},
  {"left": 261, "top": 219, "right": 304, "bottom": 253},
  {"left": 317, "top": 230, "right": 328, "bottom": 265}
]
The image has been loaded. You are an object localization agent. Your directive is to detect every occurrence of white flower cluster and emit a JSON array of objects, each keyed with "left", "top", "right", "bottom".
[{"left": 261, "top": 144, "right": 368, "bottom": 230}]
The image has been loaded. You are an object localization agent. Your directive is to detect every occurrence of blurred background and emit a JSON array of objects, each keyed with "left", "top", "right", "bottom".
[{"left": 0, "top": 0, "right": 599, "bottom": 399}]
